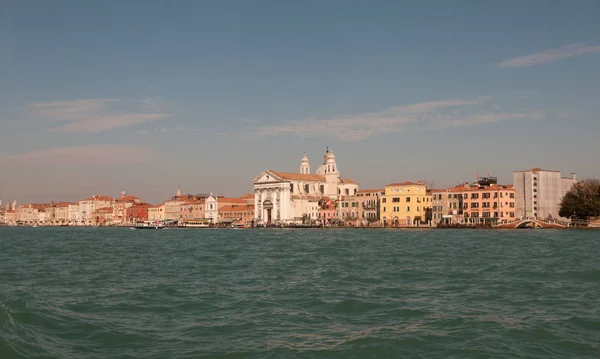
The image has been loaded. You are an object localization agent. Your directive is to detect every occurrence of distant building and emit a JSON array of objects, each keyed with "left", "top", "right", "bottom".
[
  {"left": 356, "top": 189, "right": 384, "bottom": 222},
  {"left": 253, "top": 149, "right": 359, "bottom": 225},
  {"left": 380, "top": 182, "right": 430, "bottom": 226},
  {"left": 148, "top": 204, "right": 165, "bottom": 222},
  {"left": 78, "top": 195, "right": 114, "bottom": 226},
  {"left": 513, "top": 169, "right": 577, "bottom": 220}
]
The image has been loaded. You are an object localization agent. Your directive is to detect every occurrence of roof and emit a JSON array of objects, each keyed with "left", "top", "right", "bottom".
[
  {"left": 218, "top": 198, "right": 248, "bottom": 204},
  {"left": 386, "top": 181, "right": 424, "bottom": 187},
  {"left": 240, "top": 193, "right": 254, "bottom": 199},
  {"left": 269, "top": 170, "right": 325, "bottom": 182},
  {"left": 338, "top": 178, "right": 359, "bottom": 185},
  {"left": 433, "top": 186, "right": 468, "bottom": 193},
  {"left": 81, "top": 195, "right": 114, "bottom": 202},
  {"left": 357, "top": 189, "right": 384, "bottom": 194},
  {"left": 514, "top": 168, "right": 560, "bottom": 173},
  {"left": 219, "top": 204, "right": 254, "bottom": 212},
  {"left": 115, "top": 195, "right": 140, "bottom": 203}
]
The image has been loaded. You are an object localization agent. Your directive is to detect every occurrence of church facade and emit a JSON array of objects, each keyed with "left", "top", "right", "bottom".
[{"left": 253, "top": 149, "right": 359, "bottom": 225}]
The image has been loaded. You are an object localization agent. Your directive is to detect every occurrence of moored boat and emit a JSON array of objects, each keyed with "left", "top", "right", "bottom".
[{"left": 131, "top": 221, "right": 165, "bottom": 230}]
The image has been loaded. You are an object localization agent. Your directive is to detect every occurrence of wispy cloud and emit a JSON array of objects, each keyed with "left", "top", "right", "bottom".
[
  {"left": 498, "top": 43, "right": 600, "bottom": 68},
  {"left": 0, "top": 144, "right": 151, "bottom": 166},
  {"left": 240, "top": 97, "right": 542, "bottom": 141},
  {"left": 29, "top": 97, "right": 172, "bottom": 133}
]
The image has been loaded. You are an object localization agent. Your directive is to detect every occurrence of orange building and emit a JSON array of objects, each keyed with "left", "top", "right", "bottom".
[{"left": 219, "top": 204, "right": 255, "bottom": 226}]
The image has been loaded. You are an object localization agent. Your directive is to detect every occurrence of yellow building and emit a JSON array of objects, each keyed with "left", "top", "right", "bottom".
[
  {"left": 148, "top": 204, "right": 166, "bottom": 221},
  {"left": 380, "top": 181, "right": 430, "bottom": 226}
]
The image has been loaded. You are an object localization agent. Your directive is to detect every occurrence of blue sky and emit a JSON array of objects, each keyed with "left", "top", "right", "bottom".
[{"left": 1, "top": 0, "right": 599, "bottom": 204}]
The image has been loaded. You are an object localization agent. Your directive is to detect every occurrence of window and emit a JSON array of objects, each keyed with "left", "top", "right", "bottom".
[
  {"left": 304, "top": 184, "right": 310, "bottom": 193},
  {"left": 345, "top": 189, "right": 350, "bottom": 196},
  {"left": 510, "top": 193, "right": 515, "bottom": 199},
  {"left": 290, "top": 184, "right": 294, "bottom": 193},
  {"left": 319, "top": 185, "right": 324, "bottom": 194},
  {"left": 406, "top": 206, "right": 410, "bottom": 212},
  {"left": 392, "top": 198, "right": 400, "bottom": 203},
  {"left": 382, "top": 198, "right": 387, "bottom": 203},
  {"left": 406, "top": 197, "right": 411, "bottom": 202},
  {"left": 383, "top": 207, "right": 386, "bottom": 212}
]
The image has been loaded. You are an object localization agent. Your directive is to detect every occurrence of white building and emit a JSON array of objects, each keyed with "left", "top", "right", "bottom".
[
  {"left": 68, "top": 203, "right": 80, "bottom": 225},
  {"left": 253, "top": 149, "right": 359, "bottom": 225},
  {"left": 77, "top": 196, "right": 114, "bottom": 225},
  {"left": 204, "top": 194, "right": 219, "bottom": 223},
  {"left": 513, "top": 168, "right": 577, "bottom": 220}
]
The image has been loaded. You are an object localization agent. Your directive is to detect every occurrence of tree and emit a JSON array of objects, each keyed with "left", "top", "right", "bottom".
[{"left": 559, "top": 179, "right": 600, "bottom": 219}]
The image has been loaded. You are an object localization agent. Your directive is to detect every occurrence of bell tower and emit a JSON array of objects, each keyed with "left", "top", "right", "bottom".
[{"left": 300, "top": 152, "right": 310, "bottom": 174}]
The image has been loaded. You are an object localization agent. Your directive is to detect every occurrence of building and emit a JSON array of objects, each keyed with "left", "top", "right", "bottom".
[
  {"left": 148, "top": 204, "right": 165, "bottom": 221},
  {"left": 513, "top": 169, "right": 577, "bottom": 220},
  {"left": 68, "top": 203, "right": 80, "bottom": 225},
  {"left": 179, "top": 200, "right": 205, "bottom": 221},
  {"left": 380, "top": 182, "right": 429, "bottom": 226},
  {"left": 78, "top": 195, "right": 114, "bottom": 225},
  {"left": 113, "top": 192, "right": 142, "bottom": 224},
  {"left": 318, "top": 197, "right": 337, "bottom": 224},
  {"left": 219, "top": 204, "right": 255, "bottom": 226},
  {"left": 337, "top": 195, "right": 360, "bottom": 223},
  {"left": 16, "top": 204, "right": 47, "bottom": 225},
  {"left": 462, "top": 184, "right": 516, "bottom": 224},
  {"left": 356, "top": 189, "right": 384, "bottom": 222},
  {"left": 432, "top": 186, "right": 467, "bottom": 225},
  {"left": 126, "top": 203, "right": 153, "bottom": 223},
  {"left": 54, "top": 203, "right": 70, "bottom": 225},
  {"left": 253, "top": 149, "right": 359, "bottom": 225},
  {"left": 91, "top": 207, "right": 114, "bottom": 225}
]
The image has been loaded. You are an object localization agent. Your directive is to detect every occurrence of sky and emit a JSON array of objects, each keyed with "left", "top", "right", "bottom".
[{"left": 1, "top": 0, "right": 599, "bottom": 204}]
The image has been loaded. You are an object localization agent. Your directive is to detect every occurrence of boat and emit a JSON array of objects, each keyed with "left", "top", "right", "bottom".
[
  {"left": 178, "top": 219, "right": 211, "bottom": 228},
  {"left": 131, "top": 221, "right": 165, "bottom": 230}
]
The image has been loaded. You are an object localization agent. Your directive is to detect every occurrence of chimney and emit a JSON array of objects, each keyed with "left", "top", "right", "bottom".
[{"left": 571, "top": 173, "right": 577, "bottom": 181}]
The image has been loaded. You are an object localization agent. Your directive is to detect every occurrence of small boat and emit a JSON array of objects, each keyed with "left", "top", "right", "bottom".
[{"left": 131, "top": 222, "right": 165, "bottom": 230}]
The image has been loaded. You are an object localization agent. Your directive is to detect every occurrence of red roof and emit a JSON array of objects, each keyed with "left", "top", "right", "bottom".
[
  {"left": 115, "top": 195, "right": 140, "bottom": 203},
  {"left": 218, "top": 198, "right": 247, "bottom": 204},
  {"left": 219, "top": 204, "right": 254, "bottom": 212}
]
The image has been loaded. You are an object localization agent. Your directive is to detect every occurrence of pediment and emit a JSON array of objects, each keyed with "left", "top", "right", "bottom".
[{"left": 253, "top": 170, "right": 283, "bottom": 184}]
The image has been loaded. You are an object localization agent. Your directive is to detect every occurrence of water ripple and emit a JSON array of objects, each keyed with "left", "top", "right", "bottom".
[{"left": 0, "top": 227, "right": 598, "bottom": 358}]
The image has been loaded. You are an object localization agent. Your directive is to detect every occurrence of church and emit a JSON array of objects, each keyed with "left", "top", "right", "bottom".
[{"left": 252, "top": 148, "right": 359, "bottom": 225}]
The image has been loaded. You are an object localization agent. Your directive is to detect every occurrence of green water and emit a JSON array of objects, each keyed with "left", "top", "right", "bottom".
[{"left": 0, "top": 228, "right": 598, "bottom": 358}]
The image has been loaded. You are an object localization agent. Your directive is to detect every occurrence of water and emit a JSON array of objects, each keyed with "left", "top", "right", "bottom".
[{"left": 0, "top": 228, "right": 598, "bottom": 359}]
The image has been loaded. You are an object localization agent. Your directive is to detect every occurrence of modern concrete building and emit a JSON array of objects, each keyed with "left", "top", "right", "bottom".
[{"left": 513, "top": 168, "right": 577, "bottom": 220}]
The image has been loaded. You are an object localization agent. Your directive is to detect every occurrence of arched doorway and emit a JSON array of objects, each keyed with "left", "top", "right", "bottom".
[
  {"left": 393, "top": 216, "right": 399, "bottom": 227},
  {"left": 263, "top": 200, "right": 273, "bottom": 225},
  {"left": 406, "top": 216, "right": 412, "bottom": 226}
]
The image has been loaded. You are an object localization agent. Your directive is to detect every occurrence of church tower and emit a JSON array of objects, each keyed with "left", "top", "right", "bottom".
[
  {"left": 323, "top": 147, "right": 340, "bottom": 197},
  {"left": 300, "top": 152, "right": 310, "bottom": 174}
]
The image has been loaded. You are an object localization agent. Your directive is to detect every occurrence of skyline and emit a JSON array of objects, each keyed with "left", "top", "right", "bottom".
[{"left": 1, "top": 1, "right": 599, "bottom": 204}]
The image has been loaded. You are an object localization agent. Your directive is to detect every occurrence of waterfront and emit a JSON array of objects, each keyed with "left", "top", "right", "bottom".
[{"left": 0, "top": 228, "right": 598, "bottom": 358}]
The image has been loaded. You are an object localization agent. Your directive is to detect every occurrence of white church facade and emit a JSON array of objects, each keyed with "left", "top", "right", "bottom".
[{"left": 252, "top": 149, "right": 359, "bottom": 225}]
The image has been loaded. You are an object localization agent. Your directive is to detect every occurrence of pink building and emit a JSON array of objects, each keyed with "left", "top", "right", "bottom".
[
  {"left": 318, "top": 197, "right": 337, "bottom": 224},
  {"left": 463, "top": 184, "right": 516, "bottom": 224}
]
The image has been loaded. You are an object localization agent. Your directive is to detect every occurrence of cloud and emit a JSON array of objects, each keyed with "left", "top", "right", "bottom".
[
  {"left": 0, "top": 144, "right": 150, "bottom": 166},
  {"left": 29, "top": 97, "right": 172, "bottom": 133},
  {"left": 240, "top": 97, "right": 542, "bottom": 141},
  {"left": 498, "top": 43, "right": 600, "bottom": 68}
]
